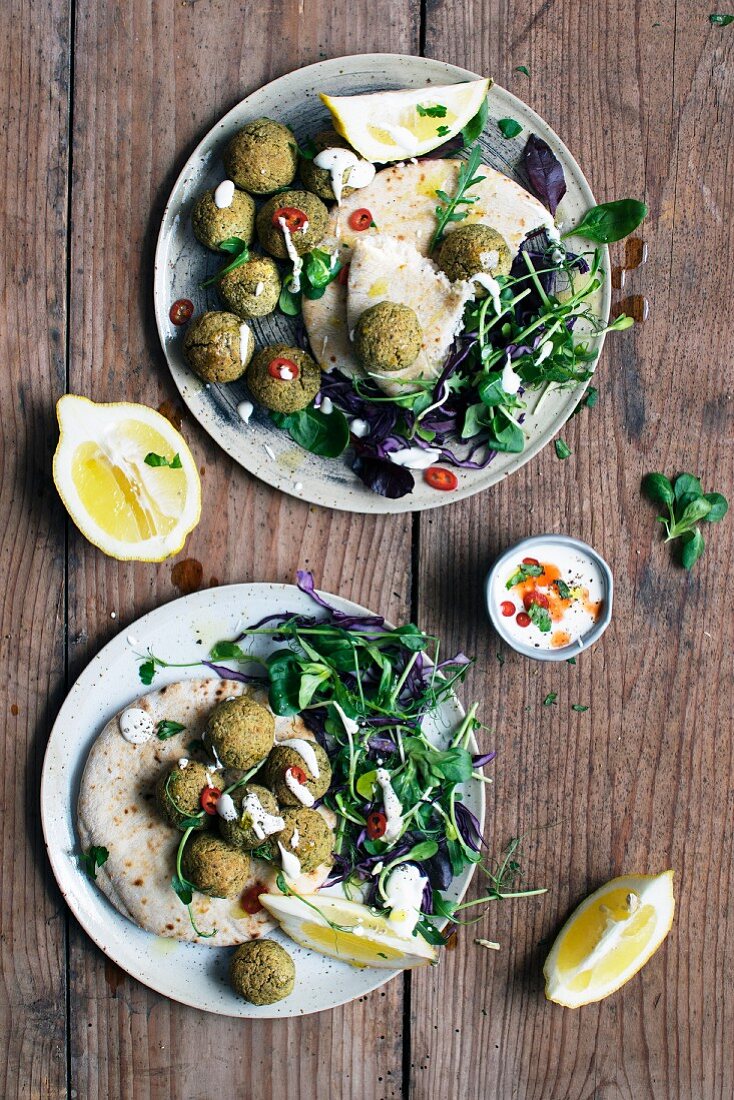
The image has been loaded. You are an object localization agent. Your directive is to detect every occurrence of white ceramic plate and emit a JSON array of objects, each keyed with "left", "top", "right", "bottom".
[
  {"left": 41, "top": 583, "right": 484, "bottom": 1018},
  {"left": 154, "top": 53, "right": 609, "bottom": 513}
]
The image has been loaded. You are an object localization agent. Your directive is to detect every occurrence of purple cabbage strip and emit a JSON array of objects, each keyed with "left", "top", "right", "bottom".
[
  {"left": 472, "top": 750, "right": 496, "bottom": 767},
  {"left": 367, "top": 735, "right": 400, "bottom": 755},
  {"left": 201, "top": 661, "right": 266, "bottom": 685},
  {"left": 521, "top": 134, "right": 567, "bottom": 215},
  {"left": 296, "top": 569, "right": 386, "bottom": 628},
  {"left": 454, "top": 801, "right": 483, "bottom": 852}
]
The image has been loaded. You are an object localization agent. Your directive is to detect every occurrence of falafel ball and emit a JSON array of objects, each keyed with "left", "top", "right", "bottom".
[
  {"left": 206, "top": 695, "right": 275, "bottom": 771},
  {"left": 191, "top": 187, "right": 255, "bottom": 252},
  {"left": 435, "top": 224, "right": 512, "bottom": 288},
  {"left": 246, "top": 345, "right": 321, "bottom": 414},
  {"left": 299, "top": 129, "right": 360, "bottom": 203},
  {"left": 182, "top": 311, "right": 254, "bottom": 384},
  {"left": 218, "top": 255, "right": 281, "bottom": 319},
  {"left": 229, "top": 940, "right": 295, "bottom": 1005},
  {"left": 262, "top": 742, "right": 332, "bottom": 807},
  {"left": 223, "top": 118, "right": 298, "bottom": 195},
  {"left": 353, "top": 301, "right": 423, "bottom": 373},
  {"left": 269, "top": 807, "right": 334, "bottom": 872},
  {"left": 181, "top": 833, "right": 251, "bottom": 898},
  {"left": 155, "top": 761, "right": 224, "bottom": 830},
  {"left": 255, "top": 190, "right": 329, "bottom": 259},
  {"left": 218, "top": 783, "right": 284, "bottom": 852}
]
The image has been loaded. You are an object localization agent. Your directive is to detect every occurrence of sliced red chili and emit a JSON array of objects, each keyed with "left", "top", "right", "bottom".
[
  {"left": 424, "top": 466, "right": 458, "bottom": 491},
  {"left": 522, "top": 557, "right": 540, "bottom": 567},
  {"left": 349, "top": 208, "right": 373, "bottom": 232},
  {"left": 515, "top": 612, "right": 531, "bottom": 628},
  {"left": 500, "top": 601, "right": 515, "bottom": 617},
  {"left": 272, "top": 206, "right": 308, "bottom": 232},
  {"left": 523, "top": 590, "right": 550, "bottom": 611},
  {"left": 268, "top": 356, "right": 299, "bottom": 381},
  {"left": 366, "top": 810, "right": 387, "bottom": 840},
  {"left": 169, "top": 298, "right": 194, "bottom": 325},
  {"left": 287, "top": 764, "right": 308, "bottom": 786},
  {"left": 200, "top": 786, "right": 222, "bottom": 815},
  {"left": 337, "top": 262, "right": 350, "bottom": 286},
  {"left": 239, "top": 883, "right": 265, "bottom": 915}
]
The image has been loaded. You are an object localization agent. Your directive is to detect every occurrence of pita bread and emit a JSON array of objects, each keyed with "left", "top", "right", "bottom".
[
  {"left": 303, "top": 158, "right": 553, "bottom": 383},
  {"left": 77, "top": 678, "right": 335, "bottom": 947}
]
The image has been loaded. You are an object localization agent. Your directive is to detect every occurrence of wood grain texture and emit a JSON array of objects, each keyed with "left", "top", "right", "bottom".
[
  {"left": 412, "top": 2, "right": 734, "bottom": 1099},
  {"left": 65, "top": 1, "right": 418, "bottom": 1098},
  {"left": 0, "top": 0, "right": 71, "bottom": 1098}
]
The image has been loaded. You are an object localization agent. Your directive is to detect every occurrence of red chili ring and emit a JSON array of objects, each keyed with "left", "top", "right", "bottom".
[
  {"left": 348, "top": 208, "right": 373, "bottom": 232},
  {"left": 424, "top": 467, "right": 458, "bottom": 492},
  {"left": 272, "top": 206, "right": 308, "bottom": 232},
  {"left": 200, "top": 786, "right": 222, "bottom": 815},
  {"left": 169, "top": 298, "right": 194, "bottom": 325},
  {"left": 366, "top": 810, "right": 387, "bottom": 840},
  {"left": 268, "top": 356, "right": 299, "bottom": 381},
  {"left": 287, "top": 765, "right": 308, "bottom": 786}
]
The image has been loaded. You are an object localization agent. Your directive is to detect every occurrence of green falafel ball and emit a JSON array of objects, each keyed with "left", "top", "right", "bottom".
[
  {"left": 435, "top": 224, "right": 512, "bottom": 288},
  {"left": 299, "top": 130, "right": 360, "bottom": 203},
  {"left": 229, "top": 940, "right": 295, "bottom": 1005},
  {"left": 206, "top": 695, "right": 275, "bottom": 771},
  {"left": 269, "top": 807, "right": 334, "bottom": 872},
  {"left": 223, "top": 119, "right": 298, "bottom": 195},
  {"left": 155, "top": 761, "right": 224, "bottom": 831},
  {"left": 191, "top": 187, "right": 255, "bottom": 252},
  {"left": 182, "top": 311, "right": 254, "bottom": 384},
  {"left": 262, "top": 742, "right": 331, "bottom": 807},
  {"left": 218, "top": 783, "right": 284, "bottom": 852},
  {"left": 181, "top": 833, "right": 251, "bottom": 898},
  {"left": 218, "top": 255, "right": 281, "bottom": 319},
  {"left": 255, "top": 190, "right": 329, "bottom": 259},
  {"left": 353, "top": 301, "right": 423, "bottom": 373},
  {"left": 246, "top": 345, "right": 321, "bottom": 414}
]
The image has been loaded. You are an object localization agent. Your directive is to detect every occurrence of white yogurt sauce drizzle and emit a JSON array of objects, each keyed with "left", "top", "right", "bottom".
[
  {"left": 320, "top": 396, "right": 334, "bottom": 415},
  {"left": 241, "top": 791, "right": 285, "bottom": 839},
  {"left": 239, "top": 323, "right": 253, "bottom": 365},
  {"left": 375, "top": 768, "right": 403, "bottom": 841},
  {"left": 291, "top": 828, "right": 300, "bottom": 848},
  {"left": 278, "top": 216, "right": 304, "bottom": 292},
  {"left": 350, "top": 418, "right": 370, "bottom": 438},
  {"left": 388, "top": 446, "right": 441, "bottom": 470},
  {"left": 535, "top": 340, "right": 553, "bottom": 365},
  {"left": 384, "top": 863, "right": 427, "bottom": 937},
  {"left": 313, "top": 148, "right": 376, "bottom": 205},
  {"left": 332, "top": 702, "right": 360, "bottom": 738},
  {"left": 119, "top": 707, "right": 154, "bottom": 744},
  {"left": 177, "top": 757, "right": 189, "bottom": 769},
  {"left": 280, "top": 738, "right": 320, "bottom": 778},
  {"left": 213, "top": 179, "right": 236, "bottom": 209},
  {"left": 285, "top": 768, "right": 315, "bottom": 807},
  {"left": 472, "top": 272, "right": 503, "bottom": 316},
  {"left": 278, "top": 841, "right": 302, "bottom": 880},
  {"left": 215, "top": 792, "right": 238, "bottom": 821},
  {"left": 237, "top": 400, "right": 254, "bottom": 424},
  {"left": 501, "top": 353, "right": 522, "bottom": 396}
]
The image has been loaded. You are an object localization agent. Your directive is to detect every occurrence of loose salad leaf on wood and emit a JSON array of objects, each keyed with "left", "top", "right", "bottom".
[
  {"left": 563, "top": 199, "right": 648, "bottom": 244},
  {"left": 642, "top": 471, "right": 728, "bottom": 569}
]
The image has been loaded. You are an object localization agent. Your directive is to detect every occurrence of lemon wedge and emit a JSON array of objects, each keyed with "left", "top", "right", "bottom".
[
  {"left": 320, "top": 79, "right": 490, "bottom": 162},
  {"left": 259, "top": 892, "right": 437, "bottom": 969},
  {"left": 544, "top": 871, "right": 675, "bottom": 1008},
  {"left": 53, "top": 394, "right": 201, "bottom": 561}
]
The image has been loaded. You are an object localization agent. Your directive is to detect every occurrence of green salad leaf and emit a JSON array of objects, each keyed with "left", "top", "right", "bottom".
[
  {"left": 271, "top": 405, "right": 350, "bottom": 458},
  {"left": 563, "top": 199, "right": 648, "bottom": 243}
]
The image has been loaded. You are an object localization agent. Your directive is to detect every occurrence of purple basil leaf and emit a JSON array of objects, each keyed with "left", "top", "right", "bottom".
[
  {"left": 201, "top": 661, "right": 266, "bottom": 685},
  {"left": 352, "top": 454, "right": 415, "bottom": 499},
  {"left": 522, "top": 134, "right": 567, "bottom": 215},
  {"left": 425, "top": 843, "right": 453, "bottom": 891}
]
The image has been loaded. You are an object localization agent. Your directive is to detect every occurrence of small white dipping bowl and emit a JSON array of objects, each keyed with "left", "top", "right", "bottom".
[{"left": 485, "top": 533, "right": 613, "bottom": 662}]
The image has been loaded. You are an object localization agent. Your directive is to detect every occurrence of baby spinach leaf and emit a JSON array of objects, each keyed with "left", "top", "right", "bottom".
[
  {"left": 680, "top": 528, "right": 705, "bottom": 570},
  {"left": 278, "top": 280, "right": 301, "bottom": 316},
  {"left": 676, "top": 496, "right": 712, "bottom": 529},
  {"left": 642, "top": 472, "right": 674, "bottom": 508},
  {"left": 555, "top": 438, "right": 571, "bottom": 460},
  {"left": 542, "top": 692, "right": 557, "bottom": 706},
  {"left": 563, "top": 199, "right": 648, "bottom": 243},
  {"left": 703, "top": 492, "right": 729, "bottom": 522},
  {"left": 296, "top": 139, "right": 317, "bottom": 160},
  {"left": 709, "top": 13, "right": 734, "bottom": 24},
  {"left": 571, "top": 704, "right": 589, "bottom": 712},
  {"left": 266, "top": 650, "right": 303, "bottom": 715},
  {"left": 489, "top": 414, "right": 524, "bottom": 453},
  {"left": 497, "top": 117, "right": 523, "bottom": 139},
  {"left": 171, "top": 874, "right": 193, "bottom": 906},
  {"left": 157, "top": 720, "right": 185, "bottom": 741},
  {"left": 271, "top": 405, "right": 350, "bottom": 458},
  {"left": 298, "top": 663, "right": 332, "bottom": 709},
  {"left": 461, "top": 96, "right": 489, "bottom": 145},
  {"left": 673, "top": 473, "right": 702, "bottom": 502},
  {"left": 200, "top": 238, "right": 250, "bottom": 287}
]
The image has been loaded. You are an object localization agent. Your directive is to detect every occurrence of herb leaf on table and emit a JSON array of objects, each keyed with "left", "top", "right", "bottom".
[
  {"left": 642, "top": 471, "right": 728, "bottom": 568},
  {"left": 563, "top": 199, "right": 648, "bottom": 243}
]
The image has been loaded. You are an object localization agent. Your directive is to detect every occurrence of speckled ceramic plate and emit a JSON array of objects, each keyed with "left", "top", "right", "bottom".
[
  {"left": 41, "top": 583, "right": 483, "bottom": 1018},
  {"left": 154, "top": 54, "right": 610, "bottom": 513}
]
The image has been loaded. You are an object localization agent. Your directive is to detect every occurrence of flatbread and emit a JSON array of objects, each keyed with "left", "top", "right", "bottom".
[
  {"left": 77, "top": 678, "right": 335, "bottom": 947},
  {"left": 303, "top": 158, "right": 553, "bottom": 380}
]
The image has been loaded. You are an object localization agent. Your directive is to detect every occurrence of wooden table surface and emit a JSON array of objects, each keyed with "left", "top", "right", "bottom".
[{"left": 3, "top": 0, "right": 734, "bottom": 1096}]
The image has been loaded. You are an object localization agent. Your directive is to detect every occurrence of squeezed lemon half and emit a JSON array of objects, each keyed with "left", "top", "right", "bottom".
[
  {"left": 320, "top": 79, "right": 490, "bottom": 162},
  {"left": 544, "top": 871, "right": 675, "bottom": 1008},
  {"left": 259, "top": 892, "right": 437, "bottom": 969},
  {"left": 52, "top": 394, "right": 201, "bottom": 561}
]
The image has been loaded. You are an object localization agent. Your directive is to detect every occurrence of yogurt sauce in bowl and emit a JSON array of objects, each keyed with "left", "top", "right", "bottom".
[{"left": 485, "top": 534, "right": 613, "bottom": 661}]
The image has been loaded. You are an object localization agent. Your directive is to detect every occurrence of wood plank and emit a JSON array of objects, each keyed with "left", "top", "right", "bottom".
[
  {"left": 413, "top": 2, "right": 734, "bottom": 1099},
  {"left": 66, "top": 2, "right": 418, "bottom": 1097},
  {"left": 0, "top": 0, "right": 71, "bottom": 1097}
]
